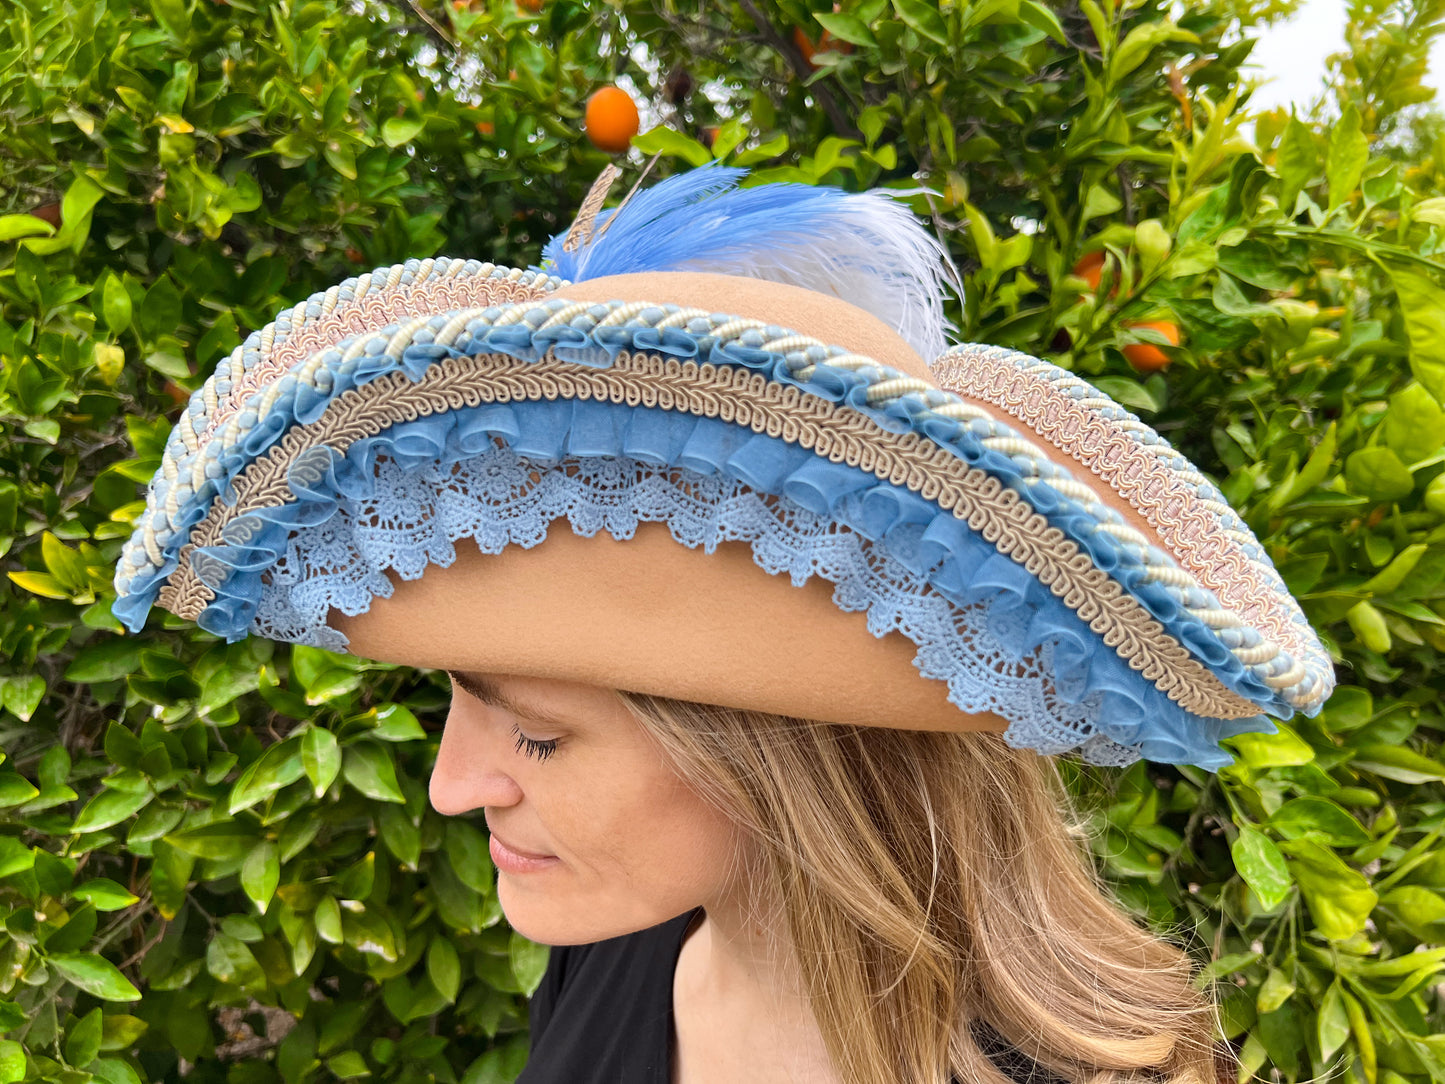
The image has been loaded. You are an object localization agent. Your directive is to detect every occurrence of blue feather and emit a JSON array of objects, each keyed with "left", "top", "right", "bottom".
[{"left": 536, "top": 164, "right": 956, "bottom": 360}]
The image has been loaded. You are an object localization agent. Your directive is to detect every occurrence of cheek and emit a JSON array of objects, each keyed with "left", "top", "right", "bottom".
[
  {"left": 610, "top": 774, "right": 739, "bottom": 889},
  {"left": 501, "top": 763, "right": 745, "bottom": 945}
]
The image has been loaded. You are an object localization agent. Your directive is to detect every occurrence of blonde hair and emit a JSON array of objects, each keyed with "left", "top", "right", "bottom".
[{"left": 612, "top": 692, "right": 1224, "bottom": 1084}]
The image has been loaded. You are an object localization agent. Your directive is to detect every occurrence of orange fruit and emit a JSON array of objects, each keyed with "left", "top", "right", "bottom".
[
  {"left": 475, "top": 120, "right": 495, "bottom": 136},
  {"left": 792, "top": 25, "right": 852, "bottom": 71},
  {"left": 516, "top": 0, "right": 543, "bottom": 11},
  {"left": 28, "top": 201, "right": 61, "bottom": 227},
  {"left": 344, "top": 247, "right": 365, "bottom": 264},
  {"left": 1072, "top": 250, "right": 1106, "bottom": 292},
  {"left": 585, "top": 86, "right": 639, "bottom": 154},
  {"left": 1121, "top": 320, "right": 1180, "bottom": 373},
  {"left": 793, "top": 26, "right": 818, "bottom": 69}
]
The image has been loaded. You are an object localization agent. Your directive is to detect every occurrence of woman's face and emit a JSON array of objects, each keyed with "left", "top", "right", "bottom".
[{"left": 430, "top": 671, "right": 744, "bottom": 945}]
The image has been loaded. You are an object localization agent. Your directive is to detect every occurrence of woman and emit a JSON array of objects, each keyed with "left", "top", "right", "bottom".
[{"left": 113, "top": 165, "right": 1334, "bottom": 1084}]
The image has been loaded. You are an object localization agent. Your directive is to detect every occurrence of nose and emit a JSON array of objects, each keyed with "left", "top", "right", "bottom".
[{"left": 429, "top": 699, "right": 524, "bottom": 815}]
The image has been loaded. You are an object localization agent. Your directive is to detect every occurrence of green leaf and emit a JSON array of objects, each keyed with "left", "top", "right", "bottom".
[
  {"left": 1, "top": 675, "right": 45, "bottom": 722},
  {"left": 0, "top": 1001, "right": 24, "bottom": 1032},
  {"left": 0, "top": 1040, "right": 23, "bottom": 1084},
  {"left": 1318, "top": 979, "right": 1350, "bottom": 1061},
  {"left": 813, "top": 11, "right": 875, "bottom": 46},
  {"left": 0, "top": 839, "right": 34, "bottom": 879},
  {"left": 92, "top": 1057, "right": 144, "bottom": 1084},
  {"left": 1380, "top": 885, "right": 1445, "bottom": 934},
  {"left": 0, "top": 214, "right": 55, "bottom": 242},
  {"left": 150, "top": 0, "right": 190, "bottom": 38},
  {"left": 1383, "top": 383, "right": 1445, "bottom": 465},
  {"left": 508, "top": 931, "right": 548, "bottom": 995},
  {"left": 64, "top": 640, "right": 144, "bottom": 683},
  {"left": 302, "top": 727, "right": 341, "bottom": 797},
  {"left": 342, "top": 743, "right": 405, "bottom": 804},
  {"left": 149, "top": 841, "right": 193, "bottom": 920},
  {"left": 72, "top": 788, "right": 151, "bottom": 834},
  {"left": 22, "top": 418, "right": 61, "bottom": 444},
  {"left": 1346, "top": 600, "right": 1392, "bottom": 654},
  {"left": 102, "top": 274, "right": 133, "bottom": 334},
  {"left": 165, "top": 822, "right": 255, "bottom": 861},
  {"left": 1231, "top": 824, "right": 1292, "bottom": 910},
  {"left": 381, "top": 116, "right": 425, "bottom": 147},
  {"left": 341, "top": 908, "right": 398, "bottom": 962},
  {"left": 1345, "top": 447, "right": 1414, "bottom": 503},
  {"left": 368, "top": 704, "right": 426, "bottom": 742},
  {"left": 631, "top": 126, "right": 711, "bottom": 168},
  {"left": 1256, "top": 967, "right": 1295, "bottom": 1013},
  {"left": 1326, "top": 104, "right": 1367, "bottom": 210},
  {"left": 41, "top": 531, "right": 87, "bottom": 589},
  {"left": 305, "top": 668, "right": 361, "bottom": 705},
  {"left": 1268, "top": 798, "right": 1370, "bottom": 848},
  {"left": 1111, "top": 21, "right": 1197, "bottom": 81},
  {"left": 72, "top": 878, "right": 141, "bottom": 911},
  {"left": 99, "top": 1013, "right": 148, "bottom": 1052},
  {"left": 206, "top": 933, "right": 264, "bottom": 987},
  {"left": 1226, "top": 724, "right": 1315, "bottom": 768},
  {"left": 0, "top": 774, "right": 39, "bottom": 808},
  {"left": 65, "top": 1006, "right": 103, "bottom": 1068},
  {"left": 1275, "top": 116, "right": 1316, "bottom": 205},
  {"left": 1279, "top": 838, "right": 1378, "bottom": 942},
  {"left": 1018, "top": 0, "right": 1066, "bottom": 43},
  {"left": 445, "top": 821, "right": 495, "bottom": 895},
  {"left": 732, "top": 132, "right": 789, "bottom": 167},
  {"left": 1350, "top": 744, "right": 1445, "bottom": 784},
  {"left": 315, "top": 894, "right": 343, "bottom": 944},
  {"left": 892, "top": 0, "right": 947, "bottom": 44},
  {"left": 49, "top": 954, "right": 142, "bottom": 1002},
  {"left": 241, "top": 842, "right": 280, "bottom": 913},
  {"left": 1389, "top": 268, "right": 1445, "bottom": 403},
  {"left": 426, "top": 936, "right": 461, "bottom": 1003},
  {"left": 229, "top": 738, "right": 305, "bottom": 814},
  {"left": 327, "top": 1051, "right": 370, "bottom": 1079},
  {"left": 1359, "top": 543, "right": 1427, "bottom": 596},
  {"left": 8, "top": 570, "right": 71, "bottom": 599},
  {"left": 378, "top": 804, "right": 421, "bottom": 870}
]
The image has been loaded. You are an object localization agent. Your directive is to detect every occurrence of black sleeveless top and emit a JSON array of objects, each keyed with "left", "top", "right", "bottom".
[{"left": 517, "top": 910, "right": 1062, "bottom": 1083}]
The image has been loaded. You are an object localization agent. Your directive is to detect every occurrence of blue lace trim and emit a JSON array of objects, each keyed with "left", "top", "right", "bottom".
[{"left": 155, "top": 395, "right": 1287, "bottom": 768}]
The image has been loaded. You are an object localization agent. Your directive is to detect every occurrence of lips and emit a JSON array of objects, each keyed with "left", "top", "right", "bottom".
[
  {"left": 487, "top": 826, "right": 561, "bottom": 874},
  {"left": 489, "top": 830, "right": 553, "bottom": 860}
]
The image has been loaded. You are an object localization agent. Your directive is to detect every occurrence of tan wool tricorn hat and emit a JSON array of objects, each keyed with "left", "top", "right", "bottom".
[{"left": 112, "top": 165, "right": 1335, "bottom": 770}]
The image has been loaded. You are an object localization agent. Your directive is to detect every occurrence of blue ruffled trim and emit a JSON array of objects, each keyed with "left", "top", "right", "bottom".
[
  {"left": 137, "top": 394, "right": 1291, "bottom": 768},
  {"left": 112, "top": 310, "right": 1311, "bottom": 731}
]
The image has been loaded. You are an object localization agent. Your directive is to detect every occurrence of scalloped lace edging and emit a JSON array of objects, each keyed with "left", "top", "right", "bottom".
[{"left": 255, "top": 446, "right": 1169, "bottom": 767}]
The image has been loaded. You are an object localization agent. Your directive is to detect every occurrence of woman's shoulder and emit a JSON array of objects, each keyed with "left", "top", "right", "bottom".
[{"left": 529, "top": 911, "right": 1065, "bottom": 1084}]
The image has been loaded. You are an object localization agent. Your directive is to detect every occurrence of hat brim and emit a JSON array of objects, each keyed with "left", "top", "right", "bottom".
[
  {"left": 331, "top": 522, "right": 1006, "bottom": 734},
  {"left": 113, "top": 263, "right": 1333, "bottom": 768}
]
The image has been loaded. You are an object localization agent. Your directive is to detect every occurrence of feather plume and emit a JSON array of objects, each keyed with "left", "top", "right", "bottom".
[{"left": 537, "top": 164, "right": 957, "bottom": 361}]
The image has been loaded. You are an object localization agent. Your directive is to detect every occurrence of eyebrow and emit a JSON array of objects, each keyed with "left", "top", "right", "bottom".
[{"left": 446, "top": 671, "right": 571, "bottom": 730}]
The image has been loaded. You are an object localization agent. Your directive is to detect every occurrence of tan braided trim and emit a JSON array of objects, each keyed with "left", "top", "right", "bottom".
[
  {"left": 932, "top": 349, "right": 1315, "bottom": 693},
  {"left": 158, "top": 351, "right": 1264, "bottom": 721},
  {"left": 191, "top": 275, "right": 553, "bottom": 450},
  {"left": 562, "top": 165, "right": 621, "bottom": 253}
]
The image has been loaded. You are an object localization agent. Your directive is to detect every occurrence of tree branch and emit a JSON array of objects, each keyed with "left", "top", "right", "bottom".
[{"left": 734, "top": 0, "right": 859, "bottom": 140}]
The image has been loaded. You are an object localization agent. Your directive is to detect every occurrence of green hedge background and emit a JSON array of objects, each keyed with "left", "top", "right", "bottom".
[{"left": 3, "top": 0, "right": 1445, "bottom": 1081}]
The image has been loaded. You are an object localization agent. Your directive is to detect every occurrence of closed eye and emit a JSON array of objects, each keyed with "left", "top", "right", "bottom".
[{"left": 511, "top": 722, "right": 558, "bottom": 762}]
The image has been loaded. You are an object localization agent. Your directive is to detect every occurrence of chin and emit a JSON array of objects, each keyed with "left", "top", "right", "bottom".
[{"left": 497, "top": 877, "right": 693, "bottom": 946}]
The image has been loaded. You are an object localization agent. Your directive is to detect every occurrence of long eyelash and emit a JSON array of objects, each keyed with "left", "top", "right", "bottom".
[{"left": 510, "top": 722, "right": 558, "bottom": 762}]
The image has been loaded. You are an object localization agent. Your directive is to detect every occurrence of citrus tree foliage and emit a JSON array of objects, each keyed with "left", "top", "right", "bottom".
[{"left": 2, "top": 0, "right": 1445, "bottom": 1082}]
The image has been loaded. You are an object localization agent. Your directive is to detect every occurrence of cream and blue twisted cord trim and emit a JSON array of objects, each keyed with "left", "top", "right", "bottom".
[{"left": 112, "top": 267, "right": 1333, "bottom": 734}]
